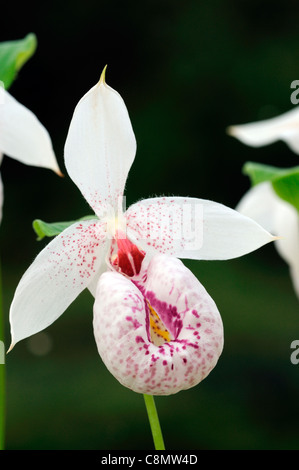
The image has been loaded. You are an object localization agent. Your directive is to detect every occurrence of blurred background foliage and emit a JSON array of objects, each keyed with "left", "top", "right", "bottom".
[{"left": 1, "top": 0, "right": 299, "bottom": 450}]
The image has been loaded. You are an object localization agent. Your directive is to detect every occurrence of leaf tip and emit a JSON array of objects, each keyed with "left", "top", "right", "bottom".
[
  {"left": 32, "top": 219, "right": 45, "bottom": 241},
  {"left": 25, "top": 32, "right": 37, "bottom": 49},
  {"left": 242, "top": 161, "right": 251, "bottom": 174}
]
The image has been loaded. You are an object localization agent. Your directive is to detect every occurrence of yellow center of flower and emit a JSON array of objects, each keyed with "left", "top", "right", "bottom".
[{"left": 148, "top": 302, "right": 171, "bottom": 346}]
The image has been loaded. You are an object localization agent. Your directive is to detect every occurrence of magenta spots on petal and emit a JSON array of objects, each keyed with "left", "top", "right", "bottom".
[
  {"left": 126, "top": 316, "right": 142, "bottom": 329},
  {"left": 135, "top": 335, "right": 144, "bottom": 343},
  {"left": 151, "top": 354, "right": 160, "bottom": 363},
  {"left": 176, "top": 339, "right": 199, "bottom": 349}
]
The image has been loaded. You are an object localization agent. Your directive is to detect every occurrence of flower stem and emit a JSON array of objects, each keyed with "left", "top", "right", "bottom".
[
  {"left": 143, "top": 394, "right": 165, "bottom": 450},
  {"left": 0, "top": 263, "right": 5, "bottom": 450}
]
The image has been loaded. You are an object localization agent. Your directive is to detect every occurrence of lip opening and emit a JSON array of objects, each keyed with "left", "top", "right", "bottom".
[{"left": 109, "top": 232, "right": 146, "bottom": 277}]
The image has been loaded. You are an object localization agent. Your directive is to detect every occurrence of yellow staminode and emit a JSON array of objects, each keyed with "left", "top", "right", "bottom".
[{"left": 148, "top": 302, "right": 171, "bottom": 346}]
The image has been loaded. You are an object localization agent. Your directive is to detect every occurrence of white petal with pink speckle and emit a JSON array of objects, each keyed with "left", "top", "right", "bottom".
[
  {"left": 126, "top": 196, "right": 275, "bottom": 261},
  {"left": 9, "top": 220, "right": 108, "bottom": 348}
]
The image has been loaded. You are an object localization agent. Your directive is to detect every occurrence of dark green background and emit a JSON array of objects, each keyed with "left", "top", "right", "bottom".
[{"left": 1, "top": 0, "right": 299, "bottom": 450}]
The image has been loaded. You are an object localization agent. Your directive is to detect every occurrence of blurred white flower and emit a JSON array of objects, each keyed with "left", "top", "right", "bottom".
[
  {"left": 0, "top": 86, "right": 62, "bottom": 223},
  {"left": 228, "top": 108, "right": 299, "bottom": 298},
  {"left": 227, "top": 106, "right": 299, "bottom": 154},
  {"left": 236, "top": 181, "right": 299, "bottom": 298}
]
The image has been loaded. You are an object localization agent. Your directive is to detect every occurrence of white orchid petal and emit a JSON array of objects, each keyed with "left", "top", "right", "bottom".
[
  {"left": 64, "top": 72, "right": 136, "bottom": 217},
  {"left": 236, "top": 181, "right": 299, "bottom": 266},
  {"left": 237, "top": 181, "right": 299, "bottom": 299},
  {"left": 0, "top": 89, "right": 61, "bottom": 174},
  {"left": 270, "top": 192, "right": 299, "bottom": 298},
  {"left": 236, "top": 182, "right": 278, "bottom": 233},
  {"left": 88, "top": 262, "right": 109, "bottom": 297},
  {"left": 0, "top": 171, "right": 3, "bottom": 225},
  {"left": 9, "top": 219, "right": 108, "bottom": 349},
  {"left": 93, "top": 255, "right": 223, "bottom": 395},
  {"left": 228, "top": 107, "right": 299, "bottom": 153},
  {"left": 125, "top": 196, "right": 275, "bottom": 260},
  {"left": 274, "top": 201, "right": 299, "bottom": 266}
]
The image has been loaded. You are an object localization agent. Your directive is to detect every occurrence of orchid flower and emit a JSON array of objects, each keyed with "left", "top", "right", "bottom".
[
  {"left": 227, "top": 106, "right": 299, "bottom": 154},
  {"left": 236, "top": 181, "right": 299, "bottom": 298},
  {"left": 0, "top": 85, "right": 62, "bottom": 224},
  {"left": 9, "top": 68, "right": 276, "bottom": 396},
  {"left": 227, "top": 109, "right": 299, "bottom": 299}
]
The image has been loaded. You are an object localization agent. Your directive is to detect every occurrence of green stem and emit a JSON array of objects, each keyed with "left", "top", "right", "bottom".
[
  {"left": 0, "top": 262, "right": 5, "bottom": 450},
  {"left": 143, "top": 394, "right": 165, "bottom": 450}
]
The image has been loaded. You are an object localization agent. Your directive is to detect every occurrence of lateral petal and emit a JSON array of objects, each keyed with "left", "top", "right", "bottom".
[
  {"left": 0, "top": 89, "right": 61, "bottom": 174},
  {"left": 9, "top": 219, "right": 109, "bottom": 349},
  {"left": 93, "top": 254, "right": 223, "bottom": 395},
  {"left": 125, "top": 196, "right": 275, "bottom": 260},
  {"left": 64, "top": 71, "right": 136, "bottom": 218},
  {"left": 227, "top": 107, "right": 299, "bottom": 153}
]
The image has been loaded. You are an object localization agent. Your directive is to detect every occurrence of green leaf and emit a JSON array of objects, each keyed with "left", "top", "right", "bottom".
[
  {"left": 243, "top": 162, "right": 287, "bottom": 186},
  {"left": 243, "top": 161, "right": 299, "bottom": 212},
  {"left": 0, "top": 33, "right": 37, "bottom": 89},
  {"left": 32, "top": 215, "right": 98, "bottom": 241},
  {"left": 272, "top": 173, "right": 299, "bottom": 213}
]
